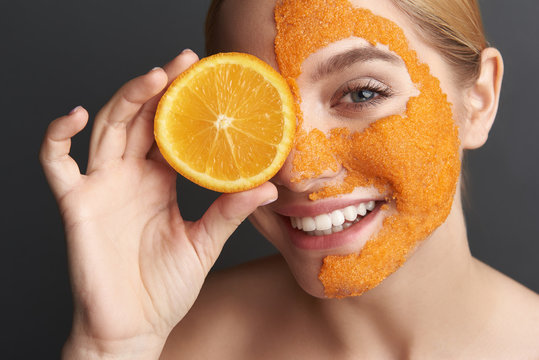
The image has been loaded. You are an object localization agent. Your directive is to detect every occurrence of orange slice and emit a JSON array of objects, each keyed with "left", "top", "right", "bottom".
[{"left": 154, "top": 52, "right": 296, "bottom": 193}]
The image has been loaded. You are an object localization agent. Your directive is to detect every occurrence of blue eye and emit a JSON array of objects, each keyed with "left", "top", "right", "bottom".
[
  {"left": 333, "top": 79, "right": 393, "bottom": 110},
  {"left": 350, "top": 89, "right": 375, "bottom": 103}
]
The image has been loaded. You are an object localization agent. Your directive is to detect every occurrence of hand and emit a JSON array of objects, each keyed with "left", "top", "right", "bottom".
[{"left": 40, "top": 50, "right": 277, "bottom": 359}]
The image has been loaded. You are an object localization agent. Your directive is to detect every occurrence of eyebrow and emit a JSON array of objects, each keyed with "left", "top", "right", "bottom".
[{"left": 311, "top": 47, "right": 402, "bottom": 81}]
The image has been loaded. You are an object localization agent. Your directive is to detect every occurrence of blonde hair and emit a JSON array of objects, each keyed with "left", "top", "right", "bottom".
[
  {"left": 205, "top": 0, "right": 488, "bottom": 84},
  {"left": 390, "top": 0, "right": 488, "bottom": 84}
]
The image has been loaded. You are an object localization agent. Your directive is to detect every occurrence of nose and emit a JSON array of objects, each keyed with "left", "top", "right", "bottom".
[{"left": 272, "top": 129, "right": 344, "bottom": 193}]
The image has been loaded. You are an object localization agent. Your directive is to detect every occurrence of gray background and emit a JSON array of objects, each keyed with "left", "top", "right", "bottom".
[{"left": 2, "top": 0, "right": 538, "bottom": 358}]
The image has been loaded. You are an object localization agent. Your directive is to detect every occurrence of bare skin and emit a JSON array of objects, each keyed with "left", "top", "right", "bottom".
[
  {"left": 40, "top": 51, "right": 277, "bottom": 359},
  {"left": 164, "top": 0, "right": 539, "bottom": 358},
  {"left": 163, "top": 255, "right": 539, "bottom": 359},
  {"left": 40, "top": 0, "right": 539, "bottom": 358}
]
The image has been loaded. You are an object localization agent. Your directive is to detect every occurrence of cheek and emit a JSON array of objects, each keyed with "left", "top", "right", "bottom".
[
  {"left": 318, "top": 87, "right": 462, "bottom": 298},
  {"left": 347, "top": 93, "right": 461, "bottom": 211},
  {"left": 303, "top": 76, "right": 461, "bottom": 204}
]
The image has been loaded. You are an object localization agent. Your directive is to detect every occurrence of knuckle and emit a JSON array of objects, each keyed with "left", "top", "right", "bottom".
[{"left": 45, "top": 119, "right": 58, "bottom": 136}]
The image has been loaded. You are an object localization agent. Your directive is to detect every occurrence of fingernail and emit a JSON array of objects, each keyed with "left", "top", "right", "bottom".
[
  {"left": 260, "top": 197, "right": 278, "bottom": 206},
  {"left": 69, "top": 106, "right": 81, "bottom": 115},
  {"left": 150, "top": 66, "right": 162, "bottom": 72},
  {"left": 181, "top": 48, "right": 193, "bottom": 54}
]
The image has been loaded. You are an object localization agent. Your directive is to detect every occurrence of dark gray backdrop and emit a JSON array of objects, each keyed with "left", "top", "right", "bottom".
[{"left": 2, "top": 1, "right": 538, "bottom": 358}]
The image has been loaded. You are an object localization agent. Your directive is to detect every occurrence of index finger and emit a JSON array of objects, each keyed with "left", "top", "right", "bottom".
[
  {"left": 139, "top": 49, "right": 200, "bottom": 114},
  {"left": 123, "top": 49, "right": 200, "bottom": 159}
]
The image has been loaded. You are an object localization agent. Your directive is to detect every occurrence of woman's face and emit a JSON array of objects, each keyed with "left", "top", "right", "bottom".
[{"left": 212, "top": 0, "right": 465, "bottom": 298}]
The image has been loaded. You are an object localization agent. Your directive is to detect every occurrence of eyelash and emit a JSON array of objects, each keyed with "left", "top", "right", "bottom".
[{"left": 333, "top": 79, "right": 393, "bottom": 110}]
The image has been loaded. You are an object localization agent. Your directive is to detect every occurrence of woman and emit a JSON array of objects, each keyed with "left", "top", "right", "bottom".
[{"left": 40, "top": 0, "right": 539, "bottom": 358}]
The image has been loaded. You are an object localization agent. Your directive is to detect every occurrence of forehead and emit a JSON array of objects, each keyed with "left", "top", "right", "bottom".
[
  {"left": 210, "top": 0, "right": 422, "bottom": 66},
  {"left": 209, "top": 0, "right": 460, "bottom": 103}
]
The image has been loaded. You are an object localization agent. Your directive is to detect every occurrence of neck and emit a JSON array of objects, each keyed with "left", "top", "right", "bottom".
[{"left": 312, "top": 193, "right": 493, "bottom": 356}]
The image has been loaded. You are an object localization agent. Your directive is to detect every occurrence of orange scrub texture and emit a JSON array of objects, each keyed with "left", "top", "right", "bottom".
[{"left": 274, "top": 0, "right": 461, "bottom": 298}]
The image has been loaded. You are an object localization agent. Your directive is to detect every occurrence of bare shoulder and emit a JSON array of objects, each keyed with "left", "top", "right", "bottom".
[
  {"left": 160, "top": 255, "right": 303, "bottom": 359},
  {"left": 476, "top": 261, "right": 539, "bottom": 357}
]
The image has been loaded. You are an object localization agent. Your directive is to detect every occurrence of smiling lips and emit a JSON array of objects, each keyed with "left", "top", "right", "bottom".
[{"left": 290, "top": 200, "right": 377, "bottom": 236}]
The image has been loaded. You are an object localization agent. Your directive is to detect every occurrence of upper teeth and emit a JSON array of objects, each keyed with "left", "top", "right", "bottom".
[{"left": 290, "top": 200, "right": 376, "bottom": 234}]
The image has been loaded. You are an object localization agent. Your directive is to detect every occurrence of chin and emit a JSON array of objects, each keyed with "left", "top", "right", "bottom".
[{"left": 284, "top": 255, "right": 329, "bottom": 298}]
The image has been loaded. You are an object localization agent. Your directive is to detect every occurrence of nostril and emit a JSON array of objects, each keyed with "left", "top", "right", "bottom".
[{"left": 272, "top": 166, "right": 345, "bottom": 194}]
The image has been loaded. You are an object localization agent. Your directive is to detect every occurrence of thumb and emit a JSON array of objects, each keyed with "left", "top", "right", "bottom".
[{"left": 190, "top": 181, "right": 277, "bottom": 271}]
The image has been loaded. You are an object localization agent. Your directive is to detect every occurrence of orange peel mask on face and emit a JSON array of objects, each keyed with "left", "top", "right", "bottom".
[{"left": 274, "top": 0, "right": 461, "bottom": 298}]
